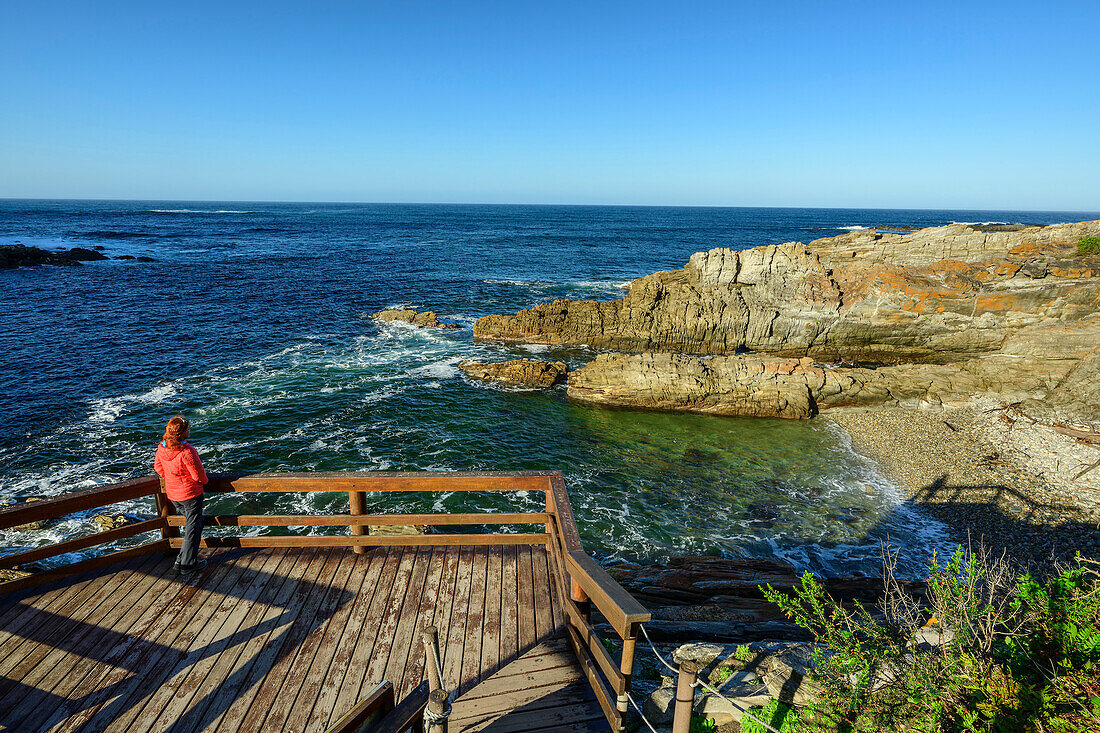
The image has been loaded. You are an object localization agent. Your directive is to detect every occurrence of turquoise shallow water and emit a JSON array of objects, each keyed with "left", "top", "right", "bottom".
[{"left": 3, "top": 201, "right": 1092, "bottom": 575}]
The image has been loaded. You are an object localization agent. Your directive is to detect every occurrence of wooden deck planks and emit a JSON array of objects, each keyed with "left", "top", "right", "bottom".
[
  {"left": 239, "top": 548, "right": 359, "bottom": 733},
  {"left": 132, "top": 548, "right": 291, "bottom": 733},
  {"left": 0, "top": 544, "right": 606, "bottom": 733},
  {"left": 12, "top": 552, "right": 190, "bottom": 731},
  {"left": 326, "top": 547, "right": 402, "bottom": 726},
  {"left": 461, "top": 545, "right": 489, "bottom": 695},
  {"left": 286, "top": 548, "right": 379, "bottom": 733}
]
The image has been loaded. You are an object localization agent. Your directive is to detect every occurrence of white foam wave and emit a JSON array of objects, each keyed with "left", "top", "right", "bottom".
[
  {"left": 147, "top": 209, "right": 253, "bottom": 214},
  {"left": 88, "top": 382, "right": 178, "bottom": 423},
  {"left": 840, "top": 225, "right": 869, "bottom": 231},
  {"left": 952, "top": 221, "right": 1011, "bottom": 226}
]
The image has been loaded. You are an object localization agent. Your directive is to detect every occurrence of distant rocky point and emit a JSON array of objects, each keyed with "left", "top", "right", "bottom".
[
  {"left": 372, "top": 309, "right": 460, "bottom": 329},
  {"left": 1, "top": 244, "right": 155, "bottom": 268},
  {"left": 459, "top": 358, "right": 568, "bottom": 388}
]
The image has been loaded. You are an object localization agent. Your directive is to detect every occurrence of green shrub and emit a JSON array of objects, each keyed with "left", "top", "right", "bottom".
[
  {"left": 739, "top": 700, "right": 804, "bottom": 732},
  {"left": 713, "top": 665, "right": 734, "bottom": 683},
  {"left": 1079, "top": 236, "right": 1100, "bottom": 255},
  {"left": 757, "top": 548, "right": 1100, "bottom": 732},
  {"left": 689, "top": 714, "right": 716, "bottom": 733},
  {"left": 735, "top": 643, "right": 753, "bottom": 661}
]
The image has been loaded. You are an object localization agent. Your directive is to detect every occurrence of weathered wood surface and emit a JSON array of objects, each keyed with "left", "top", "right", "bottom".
[{"left": 0, "top": 546, "right": 607, "bottom": 732}]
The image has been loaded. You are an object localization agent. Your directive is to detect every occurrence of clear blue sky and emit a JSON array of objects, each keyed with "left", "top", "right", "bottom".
[{"left": 2, "top": 1, "right": 1098, "bottom": 209}]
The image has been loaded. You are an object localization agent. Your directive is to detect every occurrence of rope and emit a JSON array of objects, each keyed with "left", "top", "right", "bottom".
[
  {"left": 625, "top": 691, "right": 661, "bottom": 733},
  {"left": 638, "top": 624, "right": 784, "bottom": 733},
  {"left": 421, "top": 690, "right": 451, "bottom": 732}
]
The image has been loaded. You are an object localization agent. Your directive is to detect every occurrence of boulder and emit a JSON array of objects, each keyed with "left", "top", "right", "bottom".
[
  {"left": 695, "top": 687, "right": 773, "bottom": 724},
  {"left": 366, "top": 524, "right": 426, "bottom": 536},
  {"left": 93, "top": 513, "right": 133, "bottom": 531},
  {"left": 643, "top": 686, "right": 677, "bottom": 726},
  {"left": 672, "top": 643, "right": 727, "bottom": 670},
  {"left": 62, "top": 247, "right": 109, "bottom": 262},
  {"left": 0, "top": 568, "right": 32, "bottom": 582},
  {"left": 373, "top": 309, "right": 460, "bottom": 329},
  {"left": 760, "top": 650, "right": 825, "bottom": 706},
  {"left": 459, "top": 359, "right": 568, "bottom": 388}
]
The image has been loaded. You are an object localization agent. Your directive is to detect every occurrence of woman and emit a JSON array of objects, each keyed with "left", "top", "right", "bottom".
[{"left": 154, "top": 415, "right": 208, "bottom": 575}]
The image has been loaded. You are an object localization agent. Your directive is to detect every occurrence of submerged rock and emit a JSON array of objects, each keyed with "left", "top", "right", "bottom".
[
  {"left": 459, "top": 358, "right": 568, "bottom": 388},
  {"left": 2, "top": 497, "right": 51, "bottom": 531},
  {"left": 1, "top": 245, "right": 79, "bottom": 268},
  {"left": 372, "top": 309, "right": 460, "bottom": 329},
  {"left": 63, "top": 247, "right": 109, "bottom": 261},
  {"left": 93, "top": 513, "right": 134, "bottom": 531}
]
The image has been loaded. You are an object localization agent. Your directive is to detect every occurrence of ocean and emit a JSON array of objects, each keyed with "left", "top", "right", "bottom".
[{"left": 3, "top": 201, "right": 1096, "bottom": 576}]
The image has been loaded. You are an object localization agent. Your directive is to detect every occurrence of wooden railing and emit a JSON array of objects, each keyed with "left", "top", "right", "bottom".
[
  {"left": 544, "top": 474, "right": 651, "bottom": 733},
  {"left": 0, "top": 470, "right": 650, "bottom": 732}
]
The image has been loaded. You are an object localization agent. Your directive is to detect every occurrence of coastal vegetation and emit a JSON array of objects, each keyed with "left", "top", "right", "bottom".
[
  {"left": 1080, "top": 236, "right": 1100, "bottom": 255},
  {"left": 750, "top": 547, "right": 1100, "bottom": 732}
]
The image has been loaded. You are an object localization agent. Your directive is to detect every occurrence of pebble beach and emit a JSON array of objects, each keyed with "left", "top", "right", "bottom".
[{"left": 828, "top": 406, "right": 1100, "bottom": 574}]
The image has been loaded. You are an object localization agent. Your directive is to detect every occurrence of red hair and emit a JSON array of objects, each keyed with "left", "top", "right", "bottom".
[{"left": 163, "top": 415, "right": 190, "bottom": 449}]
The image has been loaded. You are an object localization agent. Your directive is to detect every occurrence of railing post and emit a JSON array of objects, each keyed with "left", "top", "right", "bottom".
[
  {"left": 421, "top": 626, "right": 443, "bottom": 692},
  {"left": 571, "top": 579, "right": 591, "bottom": 622},
  {"left": 155, "top": 479, "right": 179, "bottom": 554},
  {"left": 671, "top": 661, "right": 698, "bottom": 733},
  {"left": 425, "top": 689, "right": 449, "bottom": 733},
  {"left": 348, "top": 490, "right": 366, "bottom": 555},
  {"left": 617, "top": 623, "right": 639, "bottom": 718}
]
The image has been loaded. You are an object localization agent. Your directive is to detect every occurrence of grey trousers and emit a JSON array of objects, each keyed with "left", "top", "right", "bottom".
[{"left": 172, "top": 495, "right": 205, "bottom": 567}]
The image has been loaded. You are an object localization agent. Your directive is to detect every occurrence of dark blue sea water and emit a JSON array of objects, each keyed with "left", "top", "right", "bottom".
[{"left": 2, "top": 201, "right": 1096, "bottom": 575}]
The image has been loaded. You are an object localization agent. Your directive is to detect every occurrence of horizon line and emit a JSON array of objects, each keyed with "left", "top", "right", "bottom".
[{"left": 1, "top": 197, "right": 1099, "bottom": 215}]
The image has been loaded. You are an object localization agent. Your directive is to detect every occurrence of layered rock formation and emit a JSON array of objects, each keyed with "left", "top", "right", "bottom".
[
  {"left": 458, "top": 358, "right": 568, "bottom": 388},
  {"left": 372, "top": 309, "right": 460, "bottom": 329},
  {"left": 473, "top": 221, "right": 1100, "bottom": 421},
  {"left": 604, "top": 555, "right": 924, "bottom": 642},
  {"left": 568, "top": 352, "right": 1071, "bottom": 418},
  {"left": 474, "top": 221, "right": 1100, "bottom": 364}
]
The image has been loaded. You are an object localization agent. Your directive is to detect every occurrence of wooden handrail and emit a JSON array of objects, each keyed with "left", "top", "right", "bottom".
[
  {"left": 0, "top": 476, "right": 160, "bottom": 531},
  {"left": 205, "top": 470, "right": 555, "bottom": 493},
  {"left": 170, "top": 534, "right": 548, "bottom": 549},
  {"left": 326, "top": 681, "right": 395, "bottom": 733},
  {"left": 563, "top": 550, "right": 651, "bottom": 637},
  {"left": 0, "top": 518, "right": 166, "bottom": 569},
  {"left": 371, "top": 680, "right": 430, "bottom": 733},
  {"left": 544, "top": 476, "right": 652, "bottom": 733},
  {"left": 0, "top": 467, "right": 652, "bottom": 733},
  {"left": 165, "top": 512, "right": 549, "bottom": 527}
]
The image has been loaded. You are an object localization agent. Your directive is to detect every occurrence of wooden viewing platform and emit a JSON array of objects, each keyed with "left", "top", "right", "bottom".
[{"left": 0, "top": 471, "right": 651, "bottom": 732}]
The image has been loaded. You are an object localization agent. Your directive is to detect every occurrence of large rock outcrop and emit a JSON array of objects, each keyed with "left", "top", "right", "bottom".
[
  {"left": 567, "top": 352, "right": 1068, "bottom": 419},
  {"left": 473, "top": 220, "right": 1100, "bottom": 421},
  {"left": 474, "top": 221, "right": 1100, "bottom": 365}
]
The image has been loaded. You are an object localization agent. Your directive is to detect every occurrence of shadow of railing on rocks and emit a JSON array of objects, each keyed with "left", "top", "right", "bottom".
[{"left": 909, "top": 473, "right": 1100, "bottom": 575}]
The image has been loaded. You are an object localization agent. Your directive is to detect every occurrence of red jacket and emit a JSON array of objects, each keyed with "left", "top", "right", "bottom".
[{"left": 154, "top": 442, "right": 208, "bottom": 501}]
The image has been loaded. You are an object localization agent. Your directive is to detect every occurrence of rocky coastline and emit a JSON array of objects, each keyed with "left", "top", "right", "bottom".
[
  {"left": 463, "top": 220, "right": 1100, "bottom": 566},
  {"left": 384, "top": 221, "right": 1100, "bottom": 564}
]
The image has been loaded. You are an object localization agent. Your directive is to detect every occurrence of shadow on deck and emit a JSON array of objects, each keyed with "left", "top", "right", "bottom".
[{"left": 0, "top": 544, "right": 602, "bottom": 732}]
